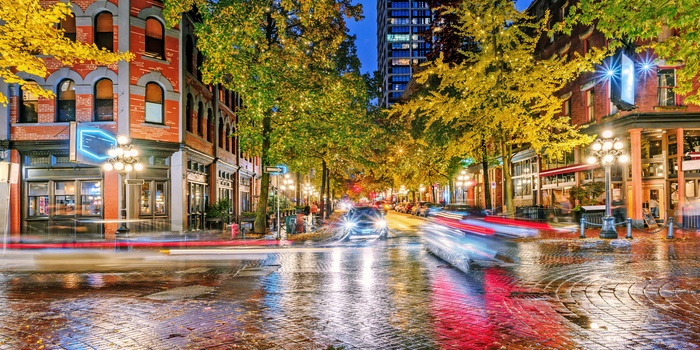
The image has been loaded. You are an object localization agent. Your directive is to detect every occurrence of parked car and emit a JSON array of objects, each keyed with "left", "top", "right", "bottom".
[
  {"left": 395, "top": 202, "right": 407, "bottom": 212},
  {"left": 403, "top": 202, "right": 416, "bottom": 214},
  {"left": 342, "top": 206, "right": 388, "bottom": 240},
  {"left": 411, "top": 201, "right": 429, "bottom": 215},
  {"left": 373, "top": 200, "right": 390, "bottom": 214},
  {"left": 418, "top": 203, "right": 444, "bottom": 217}
]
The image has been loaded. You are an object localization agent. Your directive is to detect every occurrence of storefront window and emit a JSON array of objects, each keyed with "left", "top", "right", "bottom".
[
  {"left": 28, "top": 182, "right": 49, "bottom": 216},
  {"left": 155, "top": 182, "right": 166, "bottom": 215},
  {"left": 80, "top": 181, "right": 102, "bottom": 216},
  {"left": 141, "top": 182, "right": 152, "bottom": 215},
  {"left": 54, "top": 181, "right": 76, "bottom": 215}
]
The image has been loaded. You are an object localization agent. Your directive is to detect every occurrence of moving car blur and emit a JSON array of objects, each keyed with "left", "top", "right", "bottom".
[
  {"left": 372, "top": 200, "right": 390, "bottom": 214},
  {"left": 341, "top": 206, "right": 388, "bottom": 240},
  {"left": 417, "top": 203, "right": 443, "bottom": 217}
]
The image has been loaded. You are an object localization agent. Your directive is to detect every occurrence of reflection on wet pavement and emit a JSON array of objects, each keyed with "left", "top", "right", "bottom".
[{"left": 0, "top": 213, "right": 698, "bottom": 349}]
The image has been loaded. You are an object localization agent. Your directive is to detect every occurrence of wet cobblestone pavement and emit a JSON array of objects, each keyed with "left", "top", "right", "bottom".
[{"left": 0, "top": 214, "right": 699, "bottom": 349}]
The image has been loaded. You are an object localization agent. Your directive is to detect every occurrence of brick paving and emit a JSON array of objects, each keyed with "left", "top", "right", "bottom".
[{"left": 0, "top": 215, "right": 698, "bottom": 349}]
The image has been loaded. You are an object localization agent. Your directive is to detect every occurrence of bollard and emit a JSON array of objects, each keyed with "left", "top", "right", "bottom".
[
  {"left": 667, "top": 217, "right": 674, "bottom": 239},
  {"left": 580, "top": 218, "right": 586, "bottom": 239},
  {"left": 115, "top": 226, "right": 130, "bottom": 252},
  {"left": 231, "top": 223, "right": 239, "bottom": 239},
  {"left": 626, "top": 218, "right": 632, "bottom": 239}
]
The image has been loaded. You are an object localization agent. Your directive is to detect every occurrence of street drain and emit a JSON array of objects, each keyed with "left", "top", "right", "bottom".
[{"left": 144, "top": 285, "right": 216, "bottom": 300}]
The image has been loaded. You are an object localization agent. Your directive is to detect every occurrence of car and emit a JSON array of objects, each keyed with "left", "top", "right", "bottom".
[
  {"left": 394, "top": 202, "right": 407, "bottom": 212},
  {"left": 418, "top": 203, "right": 443, "bottom": 217},
  {"left": 411, "top": 201, "right": 429, "bottom": 215},
  {"left": 437, "top": 204, "right": 489, "bottom": 219},
  {"left": 341, "top": 206, "right": 388, "bottom": 240},
  {"left": 403, "top": 202, "right": 416, "bottom": 214},
  {"left": 373, "top": 200, "right": 390, "bottom": 214}
]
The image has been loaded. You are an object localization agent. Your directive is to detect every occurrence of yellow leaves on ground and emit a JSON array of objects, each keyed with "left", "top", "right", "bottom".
[{"left": 0, "top": 0, "right": 133, "bottom": 105}]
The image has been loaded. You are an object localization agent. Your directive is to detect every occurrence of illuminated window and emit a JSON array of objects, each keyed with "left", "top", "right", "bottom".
[
  {"left": 658, "top": 69, "right": 676, "bottom": 106},
  {"left": 144, "top": 82, "right": 163, "bottom": 124},
  {"left": 57, "top": 79, "right": 76, "bottom": 122},
  {"left": 20, "top": 81, "right": 39, "bottom": 123},
  {"left": 95, "top": 12, "right": 113, "bottom": 51},
  {"left": 94, "top": 79, "right": 113, "bottom": 121},
  {"left": 562, "top": 98, "right": 571, "bottom": 117},
  {"left": 585, "top": 88, "right": 595, "bottom": 123},
  {"left": 145, "top": 18, "right": 165, "bottom": 59}
]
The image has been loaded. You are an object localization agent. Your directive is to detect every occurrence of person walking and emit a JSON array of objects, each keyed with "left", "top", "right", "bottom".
[
  {"left": 611, "top": 195, "right": 627, "bottom": 223},
  {"left": 649, "top": 197, "right": 659, "bottom": 218}
]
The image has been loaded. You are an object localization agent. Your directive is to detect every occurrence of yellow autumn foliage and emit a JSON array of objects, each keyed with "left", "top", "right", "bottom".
[{"left": 0, "top": 0, "right": 133, "bottom": 105}]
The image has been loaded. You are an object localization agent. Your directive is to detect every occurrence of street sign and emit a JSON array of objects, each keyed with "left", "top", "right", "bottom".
[
  {"left": 69, "top": 123, "right": 117, "bottom": 165},
  {"left": 264, "top": 165, "right": 288, "bottom": 175}
]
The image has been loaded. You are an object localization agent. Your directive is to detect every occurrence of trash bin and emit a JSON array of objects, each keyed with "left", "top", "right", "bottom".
[
  {"left": 115, "top": 226, "right": 131, "bottom": 252},
  {"left": 285, "top": 215, "right": 296, "bottom": 234}
]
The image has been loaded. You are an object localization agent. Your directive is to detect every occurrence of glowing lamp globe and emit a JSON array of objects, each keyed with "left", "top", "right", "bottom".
[
  {"left": 108, "top": 149, "right": 117, "bottom": 157},
  {"left": 619, "top": 154, "right": 629, "bottom": 163},
  {"left": 587, "top": 156, "right": 597, "bottom": 164},
  {"left": 117, "top": 136, "right": 129, "bottom": 145},
  {"left": 592, "top": 143, "right": 602, "bottom": 151},
  {"left": 103, "top": 163, "right": 113, "bottom": 171},
  {"left": 603, "top": 154, "right": 614, "bottom": 163},
  {"left": 114, "top": 162, "right": 124, "bottom": 171},
  {"left": 129, "top": 149, "right": 139, "bottom": 157},
  {"left": 115, "top": 148, "right": 124, "bottom": 156},
  {"left": 602, "top": 130, "right": 613, "bottom": 138},
  {"left": 134, "top": 163, "right": 144, "bottom": 171},
  {"left": 124, "top": 164, "right": 133, "bottom": 172},
  {"left": 603, "top": 141, "right": 613, "bottom": 150},
  {"left": 614, "top": 141, "right": 624, "bottom": 150}
]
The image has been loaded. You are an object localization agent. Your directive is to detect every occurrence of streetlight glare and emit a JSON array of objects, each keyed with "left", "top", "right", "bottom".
[
  {"left": 592, "top": 142, "right": 602, "bottom": 151},
  {"left": 614, "top": 141, "right": 624, "bottom": 150},
  {"left": 103, "top": 163, "right": 113, "bottom": 171},
  {"left": 602, "top": 130, "right": 613, "bottom": 138},
  {"left": 619, "top": 154, "right": 629, "bottom": 163},
  {"left": 117, "top": 135, "right": 129, "bottom": 145},
  {"left": 603, "top": 141, "right": 613, "bottom": 150},
  {"left": 134, "top": 163, "right": 144, "bottom": 171},
  {"left": 603, "top": 154, "right": 614, "bottom": 163},
  {"left": 587, "top": 156, "right": 597, "bottom": 164}
]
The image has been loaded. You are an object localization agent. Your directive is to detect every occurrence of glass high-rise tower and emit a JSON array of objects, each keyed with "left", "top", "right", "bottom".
[{"left": 377, "top": 1, "right": 433, "bottom": 108}]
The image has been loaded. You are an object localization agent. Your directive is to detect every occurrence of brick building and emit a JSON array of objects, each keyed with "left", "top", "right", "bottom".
[
  {"left": 0, "top": 0, "right": 260, "bottom": 239},
  {"left": 519, "top": 0, "right": 700, "bottom": 225}
]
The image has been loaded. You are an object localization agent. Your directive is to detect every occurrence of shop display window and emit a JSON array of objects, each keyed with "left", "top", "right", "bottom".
[
  {"left": 28, "top": 182, "right": 49, "bottom": 216},
  {"left": 54, "top": 181, "right": 76, "bottom": 215},
  {"left": 80, "top": 181, "right": 102, "bottom": 216}
]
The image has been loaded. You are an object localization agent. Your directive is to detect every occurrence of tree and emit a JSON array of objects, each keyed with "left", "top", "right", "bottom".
[
  {"left": 164, "top": 0, "right": 362, "bottom": 233},
  {"left": 391, "top": 0, "right": 605, "bottom": 215},
  {"left": 557, "top": 0, "right": 700, "bottom": 104},
  {"left": 0, "top": 0, "right": 132, "bottom": 105}
]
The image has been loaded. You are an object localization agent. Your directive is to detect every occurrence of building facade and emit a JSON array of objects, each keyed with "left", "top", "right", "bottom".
[
  {"left": 520, "top": 0, "right": 700, "bottom": 225},
  {"left": 0, "top": 0, "right": 260, "bottom": 239},
  {"left": 377, "top": 0, "right": 433, "bottom": 108}
]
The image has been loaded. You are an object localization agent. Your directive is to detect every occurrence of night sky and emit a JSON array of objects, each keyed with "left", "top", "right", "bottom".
[{"left": 347, "top": 0, "right": 536, "bottom": 74}]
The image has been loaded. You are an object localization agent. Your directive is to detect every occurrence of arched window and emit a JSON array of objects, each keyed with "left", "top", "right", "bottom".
[
  {"left": 218, "top": 118, "right": 224, "bottom": 148},
  {"left": 186, "top": 36, "right": 194, "bottom": 74},
  {"left": 144, "top": 82, "right": 163, "bottom": 124},
  {"left": 57, "top": 79, "right": 76, "bottom": 122},
  {"left": 197, "top": 51, "right": 204, "bottom": 81},
  {"left": 59, "top": 13, "right": 76, "bottom": 41},
  {"left": 20, "top": 81, "right": 39, "bottom": 123},
  {"left": 95, "top": 12, "right": 113, "bottom": 51},
  {"left": 228, "top": 125, "right": 234, "bottom": 152},
  {"left": 186, "top": 94, "right": 193, "bottom": 132},
  {"left": 94, "top": 78, "right": 113, "bottom": 121},
  {"left": 145, "top": 17, "right": 165, "bottom": 59},
  {"left": 207, "top": 109, "right": 214, "bottom": 142},
  {"left": 197, "top": 102, "right": 204, "bottom": 137},
  {"left": 225, "top": 124, "right": 230, "bottom": 152}
]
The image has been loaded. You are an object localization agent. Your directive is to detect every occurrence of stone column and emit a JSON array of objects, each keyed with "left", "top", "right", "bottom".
[{"left": 677, "top": 128, "right": 685, "bottom": 222}]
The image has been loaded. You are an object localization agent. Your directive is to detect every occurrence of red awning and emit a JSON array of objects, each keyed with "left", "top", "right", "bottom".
[{"left": 539, "top": 163, "right": 598, "bottom": 177}]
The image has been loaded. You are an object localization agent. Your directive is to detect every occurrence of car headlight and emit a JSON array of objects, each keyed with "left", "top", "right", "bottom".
[
  {"left": 374, "top": 219, "right": 387, "bottom": 229},
  {"left": 344, "top": 221, "right": 356, "bottom": 230}
]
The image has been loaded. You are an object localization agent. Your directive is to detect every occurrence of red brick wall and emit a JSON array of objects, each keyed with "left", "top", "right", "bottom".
[{"left": 185, "top": 133, "right": 214, "bottom": 155}]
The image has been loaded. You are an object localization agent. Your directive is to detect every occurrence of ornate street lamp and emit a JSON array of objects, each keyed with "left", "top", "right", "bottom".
[
  {"left": 103, "top": 136, "right": 144, "bottom": 236},
  {"left": 419, "top": 184, "right": 426, "bottom": 201},
  {"left": 587, "top": 130, "right": 629, "bottom": 238}
]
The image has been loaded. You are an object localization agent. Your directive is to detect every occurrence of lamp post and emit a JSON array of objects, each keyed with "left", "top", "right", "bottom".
[
  {"left": 102, "top": 136, "right": 144, "bottom": 236},
  {"left": 587, "top": 130, "right": 629, "bottom": 238}
]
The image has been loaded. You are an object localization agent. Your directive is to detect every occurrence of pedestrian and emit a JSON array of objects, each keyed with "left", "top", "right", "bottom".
[
  {"left": 611, "top": 195, "right": 626, "bottom": 223},
  {"left": 649, "top": 197, "right": 659, "bottom": 218},
  {"left": 559, "top": 197, "right": 572, "bottom": 215}
]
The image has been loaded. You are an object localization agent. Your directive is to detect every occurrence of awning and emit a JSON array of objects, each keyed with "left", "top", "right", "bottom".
[{"left": 539, "top": 163, "right": 598, "bottom": 177}]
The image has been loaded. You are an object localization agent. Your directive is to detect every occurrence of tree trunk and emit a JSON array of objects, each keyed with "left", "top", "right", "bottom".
[
  {"left": 320, "top": 159, "right": 327, "bottom": 219},
  {"left": 254, "top": 113, "right": 272, "bottom": 234},
  {"left": 325, "top": 168, "right": 331, "bottom": 217},
  {"left": 501, "top": 141, "right": 514, "bottom": 216},
  {"left": 482, "top": 140, "right": 492, "bottom": 210}
]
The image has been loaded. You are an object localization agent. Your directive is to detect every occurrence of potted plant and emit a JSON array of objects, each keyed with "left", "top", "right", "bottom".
[
  {"left": 206, "top": 198, "right": 231, "bottom": 230},
  {"left": 568, "top": 182, "right": 604, "bottom": 221}
]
